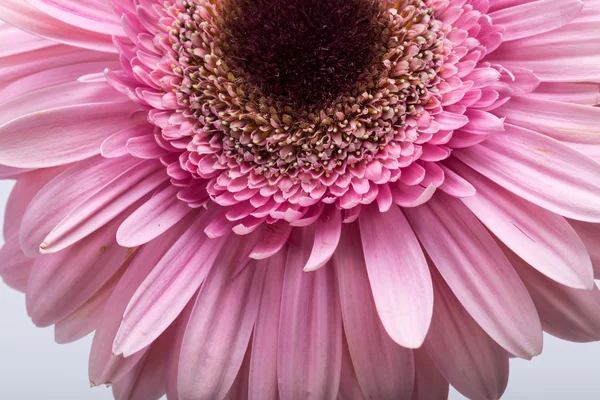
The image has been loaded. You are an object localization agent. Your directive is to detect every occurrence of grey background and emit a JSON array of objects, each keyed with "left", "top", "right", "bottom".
[{"left": 1, "top": 179, "right": 599, "bottom": 399}]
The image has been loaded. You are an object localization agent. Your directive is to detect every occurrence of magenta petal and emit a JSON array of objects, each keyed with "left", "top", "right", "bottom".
[{"left": 358, "top": 205, "right": 433, "bottom": 348}]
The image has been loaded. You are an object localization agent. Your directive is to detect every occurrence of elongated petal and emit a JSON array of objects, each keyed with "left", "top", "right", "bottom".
[
  {"left": 89, "top": 221, "right": 190, "bottom": 386},
  {"left": 448, "top": 158, "right": 593, "bottom": 289},
  {"left": 19, "top": 156, "right": 138, "bottom": 256},
  {"left": 177, "top": 257, "right": 266, "bottom": 400},
  {"left": 117, "top": 185, "right": 191, "bottom": 247},
  {"left": 278, "top": 228, "right": 342, "bottom": 400},
  {"left": 496, "top": 98, "right": 600, "bottom": 161},
  {"left": 568, "top": 220, "right": 600, "bottom": 278},
  {"left": 506, "top": 245, "right": 600, "bottom": 343},
  {"left": 455, "top": 124, "right": 600, "bottom": 222},
  {"left": 488, "top": 21, "right": 600, "bottom": 82},
  {"left": 55, "top": 270, "right": 121, "bottom": 344},
  {"left": 113, "top": 213, "right": 236, "bottom": 357},
  {"left": 250, "top": 221, "right": 293, "bottom": 260},
  {"left": 25, "top": 0, "right": 124, "bottom": 36},
  {"left": 358, "top": 205, "right": 433, "bottom": 348},
  {"left": 248, "top": 250, "right": 287, "bottom": 400},
  {"left": 338, "top": 335, "right": 364, "bottom": 400},
  {"left": 405, "top": 194, "right": 542, "bottom": 359},
  {"left": 410, "top": 349, "right": 449, "bottom": 400},
  {"left": 335, "top": 224, "right": 415, "bottom": 399},
  {"left": 41, "top": 161, "right": 167, "bottom": 253},
  {"left": 424, "top": 268, "right": 509, "bottom": 400},
  {"left": 26, "top": 216, "right": 131, "bottom": 327},
  {"left": 489, "top": 0, "right": 583, "bottom": 41},
  {"left": 304, "top": 207, "right": 342, "bottom": 271},
  {"left": 0, "top": 0, "right": 117, "bottom": 53},
  {"left": 0, "top": 101, "right": 141, "bottom": 168}
]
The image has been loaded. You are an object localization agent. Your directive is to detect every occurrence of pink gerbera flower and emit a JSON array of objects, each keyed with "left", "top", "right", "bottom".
[{"left": 1, "top": 0, "right": 600, "bottom": 398}]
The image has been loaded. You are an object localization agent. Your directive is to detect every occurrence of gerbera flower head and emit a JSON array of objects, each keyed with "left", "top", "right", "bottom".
[{"left": 1, "top": 0, "right": 600, "bottom": 399}]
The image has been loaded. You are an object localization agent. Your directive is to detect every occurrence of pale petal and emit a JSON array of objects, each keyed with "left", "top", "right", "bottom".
[
  {"left": 117, "top": 185, "right": 192, "bottom": 248},
  {"left": 177, "top": 257, "right": 266, "bottom": 400},
  {"left": 277, "top": 228, "right": 342, "bottom": 400},
  {"left": 112, "top": 213, "right": 243, "bottom": 357},
  {"left": 405, "top": 194, "right": 542, "bottom": 359},
  {"left": 490, "top": 0, "right": 583, "bottom": 41},
  {"left": 25, "top": 0, "right": 125, "bottom": 36},
  {"left": 455, "top": 124, "right": 600, "bottom": 222},
  {"left": 448, "top": 158, "right": 594, "bottom": 289},
  {"left": 335, "top": 224, "right": 415, "bottom": 399},
  {"left": 0, "top": 0, "right": 117, "bottom": 53},
  {"left": 358, "top": 205, "right": 433, "bottom": 348},
  {"left": 506, "top": 245, "right": 600, "bottom": 343},
  {"left": 424, "top": 269, "right": 509, "bottom": 400},
  {"left": 249, "top": 250, "right": 287, "bottom": 400}
]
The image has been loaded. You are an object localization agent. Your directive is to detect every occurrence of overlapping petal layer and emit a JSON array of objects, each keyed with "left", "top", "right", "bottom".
[{"left": 1, "top": 0, "right": 600, "bottom": 399}]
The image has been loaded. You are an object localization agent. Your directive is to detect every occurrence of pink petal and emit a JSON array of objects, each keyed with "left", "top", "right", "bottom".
[
  {"left": 26, "top": 216, "right": 131, "bottom": 327},
  {"left": 358, "top": 205, "right": 433, "bottom": 348},
  {"left": 177, "top": 256, "right": 266, "bottom": 400},
  {"left": 117, "top": 185, "right": 191, "bottom": 248},
  {"left": 112, "top": 328, "right": 173, "bottom": 400},
  {"left": 337, "top": 336, "right": 364, "bottom": 400},
  {"left": 0, "top": 236, "right": 35, "bottom": 292},
  {"left": 55, "top": 270, "right": 121, "bottom": 344},
  {"left": 0, "top": 101, "right": 140, "bottom": 168},
  {"left": 304, "top": 207, "right": 342, "bottom": 271},
  {"left": 334, "top": 224, "right": 415, "bottom": 399},
  {"left": 449, "top": 158, "right": 594, "bottom": 289},
  {"left": 277, "top": 228, "right": 342, "bottom": 400},
  {"left": 248, "top": 250, "right": 287, "bottom": 400},
  {"left": 487, "top": 20, "right": 600, "bottom": 82},
  {"left": 3, "top": 166, "right": 68, "bottom": 239},
  {"left": 25, "top": 0, "right": 125, "bottom": 36},
  {"left": 505, "top": 244, "right": 600, "bottom": 343},
  {"left": 405, "top": 194, "right": 543, "bottom": 359},
  {"left": 568, "top": 220, "right": 600, "bottom": 278},
  {"left": 528, "top": 82, "right": 600, "bottom": 105},
  {"left": 496, "top": 97, "right": 600, "bottom": 160},
  {"left": 113, "top": 213, "right": 238, "bottom": 357},
  {"left": 250, "top": 221, "right": 293, "bottom": 260},
  {"left": 438, "top": 163, "right": 476, "bottom": 198},
  {"left": 0, "top": 0, "right": 117, "bottom": 53},
  {"left": 410, "top": 349, "right": 449, "bottom": 400},
  {"left": 490, "top": 0, "right": 583, "bottom": 41},
  {"left": 224, "top": 345, "right": 252, "bottom": 400},
  {"left": 424, "top": 269, "right": 509, "bottom": 400},
  {"left": 89, "top": 222, "right": 188, "bottom": 386},
  {"left": 41, "top": 161, "right": 167, "bottom": 253},
  {"left": 455, "top": 124, "right": 600, "bottom": 222},
  {"left": 19, "top": 156, "right": 138, "bottom": 256}
]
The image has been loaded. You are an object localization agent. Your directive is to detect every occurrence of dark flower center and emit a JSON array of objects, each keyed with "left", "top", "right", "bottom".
[{"left": 222, "top": 0, "right": 385, "bottom": 107}]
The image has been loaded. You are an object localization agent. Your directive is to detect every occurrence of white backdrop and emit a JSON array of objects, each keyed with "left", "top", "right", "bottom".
[{"left": 1, "top": 178, "right": 599, "bottom": 399}]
